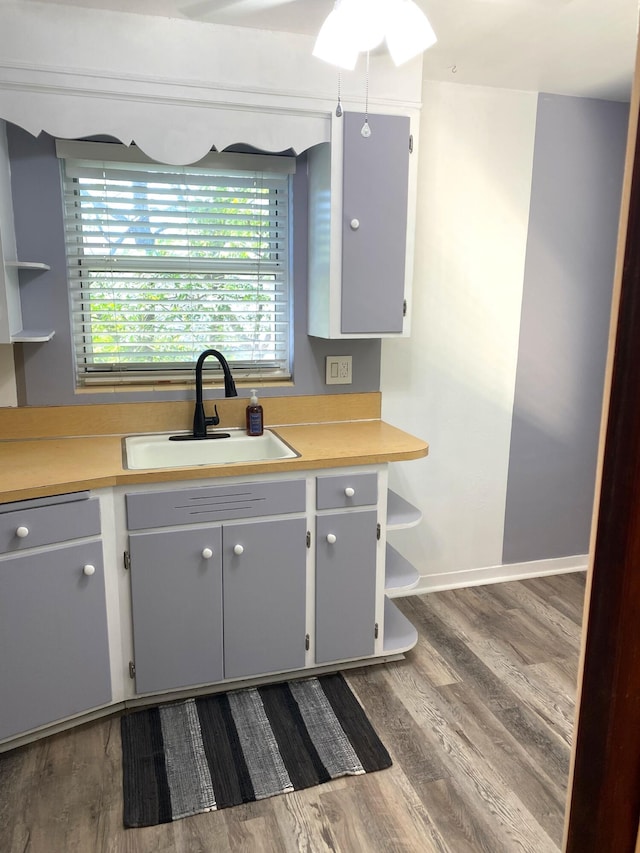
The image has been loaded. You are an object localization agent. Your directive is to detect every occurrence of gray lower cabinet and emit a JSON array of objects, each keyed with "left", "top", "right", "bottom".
[
  {"left": 223, "top": 516, "right": 307, "bottom": 679},
  {"left": 0, "top": 540, "right": 111, "bottom": 741},
  {"left": 129, "top": 526, "right": 224, "bottom": 694},
  {"left": 128, "top": 516, "right": 307, "bottom": 692},
  {"left": 315, "top": 509, "right": 378, "bottom": 664}
]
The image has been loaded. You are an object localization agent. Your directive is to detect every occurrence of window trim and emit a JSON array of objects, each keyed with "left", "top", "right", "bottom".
[{"left": 57, "top": 141, "right": 295, "bottom": 387}]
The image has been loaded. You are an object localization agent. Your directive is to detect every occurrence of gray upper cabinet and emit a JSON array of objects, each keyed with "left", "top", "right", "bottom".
[
  {"left": 0, "top": 540, "right": 111, "bottom": 741},
  {"left": 308, "top": 111, "right": 412, "bottom": 339},
  {"left": 341, "top": 112, "right": 409, "bottom": 334}
]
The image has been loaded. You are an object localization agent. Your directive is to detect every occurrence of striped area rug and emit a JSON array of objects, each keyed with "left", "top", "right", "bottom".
[{"left": 121, "top": 673, "right": 392, "bottom": 828}]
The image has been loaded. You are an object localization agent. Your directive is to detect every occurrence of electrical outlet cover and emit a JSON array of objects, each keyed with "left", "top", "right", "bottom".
[{"left": 325, "top": 355, "right": 352, "bottom": 385}]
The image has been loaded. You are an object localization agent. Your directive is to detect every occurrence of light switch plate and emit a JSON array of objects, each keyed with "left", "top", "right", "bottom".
[{"left": 325, "top": 355, "right": 352, "bottom": 385}]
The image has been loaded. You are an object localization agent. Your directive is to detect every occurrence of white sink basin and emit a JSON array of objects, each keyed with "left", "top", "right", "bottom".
[{"left": 124, "top": 429, "right": 298, "bottom": 470}]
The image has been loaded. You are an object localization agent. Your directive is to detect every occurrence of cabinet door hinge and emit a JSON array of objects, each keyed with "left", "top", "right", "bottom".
[
  {"left": 123, "top": 551, "right": 131, "bottom": 571},
  {"left": 128, "top": 660, "right": 136, "bottom": 679},
  {"left": 376, "top": 523, "right": 381, "bottom": 541},
  {"left": 403, "top": 299, "right": 407, "bottom": 318},
  {"left": 305, "top": 633, "right": 310, "bottom": 651},
  {"left": 409, "top": 134, "right": 414, "bottom": 153},
  {"left": 306, "top": 530, "right": 311, "bottom": 549},
  {"left": 374, "top": 623, "right": 379, "bottom": 639}
]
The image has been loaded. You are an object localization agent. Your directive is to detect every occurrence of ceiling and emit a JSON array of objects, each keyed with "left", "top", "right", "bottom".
[{"left": 33, "top": 0, "right": 639, "bottom": 100}]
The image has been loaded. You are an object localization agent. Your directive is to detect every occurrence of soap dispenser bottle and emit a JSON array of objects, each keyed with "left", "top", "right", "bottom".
[{"left": 246, "top": 389, "right": 264, "bottom": 436}]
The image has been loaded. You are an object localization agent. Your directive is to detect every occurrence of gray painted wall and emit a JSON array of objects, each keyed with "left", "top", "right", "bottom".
[
  {"left": 502, "top": 94, "right": 628, "bottom": 564},
  {"left": 7, "top": 125, "right": 381, "bottom": 407}
]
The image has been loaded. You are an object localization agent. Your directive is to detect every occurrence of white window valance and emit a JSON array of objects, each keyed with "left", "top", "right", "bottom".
[
  {"left": 2, "top": 95, "right": 330, "bottom": 165},
  {"left": 0, "top": 3, "right": 421, "bottom": 166},
  {"left": 55, "top": 140, "right": 300, "bottom": 172}
]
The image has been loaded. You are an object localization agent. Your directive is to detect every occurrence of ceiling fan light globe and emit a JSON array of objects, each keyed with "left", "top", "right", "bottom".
[
  {"left": 312, "top": 6, "right": 360, "bottom": 69},
  {"left": 385, "top": 0, "right": 437, "bottom": 65},
  {"left": 339, "top": 0, "right": 388, "bottom": 52}
]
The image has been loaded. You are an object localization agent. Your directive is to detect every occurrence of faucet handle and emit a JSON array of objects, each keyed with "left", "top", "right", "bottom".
[{"left": 205, "top": 404, "right": 220, "bottom": 428}]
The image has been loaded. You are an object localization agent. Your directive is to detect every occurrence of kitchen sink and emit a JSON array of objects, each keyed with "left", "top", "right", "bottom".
[{"left": 124, "top": 429, "right": 298, "bottom": 470}]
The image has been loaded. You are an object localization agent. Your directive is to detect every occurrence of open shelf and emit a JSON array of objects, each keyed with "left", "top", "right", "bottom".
[
  {"left": 1, "top": 260, "right": 52, "bottom": 342},
  {"left": 385, "top": 542, "right": 419, "bottom": 594},
  {"left": 11, "top": 329, "right": 55, "bottom": 342},
  {"left": 387, "top": 489, "right": 422, "bottom": 530},
  {"left": 6, "top": 261, "right": 50, "bottom": 271},
  {"left": 382, "top": 596, "right": 418, "bottom": 654}
]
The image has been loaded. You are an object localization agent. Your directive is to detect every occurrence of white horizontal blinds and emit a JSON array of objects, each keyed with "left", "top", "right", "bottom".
[{"left": 60, "top": 150, "right": 292, "bottom": 384}]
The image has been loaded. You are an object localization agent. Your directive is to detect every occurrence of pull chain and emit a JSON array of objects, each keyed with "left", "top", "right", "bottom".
[
  {"left": 336, "top": 72, "right": 343, "bottom": 117},
  {"left": 361, "top": 51, "right": 371, "bottom": 138}
]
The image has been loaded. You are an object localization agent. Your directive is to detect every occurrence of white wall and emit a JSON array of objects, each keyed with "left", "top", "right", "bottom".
[{"left": 382, "top": 81, "right": 540, "bottom": 586}]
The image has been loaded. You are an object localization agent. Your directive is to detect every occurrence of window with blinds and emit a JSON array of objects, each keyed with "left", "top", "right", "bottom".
[{"left": 57, "top": 142, "right": 294, "bottom": 386}]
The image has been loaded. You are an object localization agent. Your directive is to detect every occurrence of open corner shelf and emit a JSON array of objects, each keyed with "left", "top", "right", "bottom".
[
  {"left": 387, "top": 489, "right": 422, "bottom": 530},
  {"left": 1, "top": 259, "right": 53, "bottom": 343},
  {"left": 385, "top": 542, "right": 419, "bottom": 594},
  {"left": 382, "top": 596, "right": 418, "bottom": 654}
]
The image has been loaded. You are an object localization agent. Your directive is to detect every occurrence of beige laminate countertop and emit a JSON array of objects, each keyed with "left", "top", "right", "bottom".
[{"left": 0, "top": 420, "right": 429, "bottom": 505}]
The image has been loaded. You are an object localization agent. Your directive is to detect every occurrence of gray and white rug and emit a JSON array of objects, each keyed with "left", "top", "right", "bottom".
[{"left": 121, "top": 672, "right": 392, "bottom": 828}]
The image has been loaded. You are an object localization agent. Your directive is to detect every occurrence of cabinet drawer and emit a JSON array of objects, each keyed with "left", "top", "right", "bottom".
[
  {"left": 0, "top": 497, "right": 101, "bottom": 555},
  {"left": 126, "top": 479, "right": 306, "bottom": 530},
  {"left": 316, "top": 472, "right": 378, "bottom": 510}
]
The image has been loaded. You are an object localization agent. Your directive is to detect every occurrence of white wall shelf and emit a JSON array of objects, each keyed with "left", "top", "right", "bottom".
[
  {"left": 11, "top": 329, "right": 55, "bottom": 343},
  {"left": 5, "top": 261, "right": 50, "bottom": 271},
  {"left": 0, "top": 120, "right": 54, "bottom": 345},
  {"left": 6, "top": 265, "right": 54, "bottom": 342}
]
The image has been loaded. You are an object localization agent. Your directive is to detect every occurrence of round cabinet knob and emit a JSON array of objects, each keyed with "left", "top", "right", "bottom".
[
  {"left": 344, "top": 487, "right": 355, "bottom": 498},
  {"left": 326, "top": 533, "right": 337, "bottom": 545},
  {"left": 202, "top": 547, "right": 213, "bottom": 560},
  {"left": 349, "top": 218, "right": 360, "bottom": 231},
  {"left": 83, "top": 564, "right": 96, "bottom": 577},
  {"left": 233, "top": 544, "right": 244, "bottom": 556},
  {"left": 16, "top": 526, "right": 29, "bottom": 539}
]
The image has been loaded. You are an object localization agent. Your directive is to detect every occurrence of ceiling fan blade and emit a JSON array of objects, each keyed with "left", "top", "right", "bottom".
[
  {"left": 182, "top": 0, "right": 299, "bottom": 21},
  {"left": 473, "top": 0, "right": 573, "bottom": 5},
  {"left": 219, "top": 0, "right": 300, "bottom": 12}
]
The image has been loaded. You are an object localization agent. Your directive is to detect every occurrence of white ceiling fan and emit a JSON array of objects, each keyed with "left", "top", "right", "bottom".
[
  {"left": 180, "top": 0, "right": 573, "bottom": 23},
  {"left": 180, "top": 0, "right": 317, "bottom": 25}
]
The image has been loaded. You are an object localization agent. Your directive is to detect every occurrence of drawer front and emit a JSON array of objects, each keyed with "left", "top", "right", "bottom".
[
  {"left": 126, "top": 479, "right": 306, "bottom": 530},
  {"left": 0, "top": 491, "right": 90, "bottom": 514},
  {"left": 316, "top": 473, "right": 378, "bottom": 510},
  {"left": 0, "top": 497, "right": 101, "bottom": 555}
]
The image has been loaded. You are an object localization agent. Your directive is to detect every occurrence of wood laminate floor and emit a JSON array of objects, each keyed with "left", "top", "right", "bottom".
[{"left": 0, "top": 572, "right": 585, "bottom": 853}]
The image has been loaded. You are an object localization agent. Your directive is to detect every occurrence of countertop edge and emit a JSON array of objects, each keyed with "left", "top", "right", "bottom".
[{"left": 0, "top": 420, "right": 429, "bottom": 504}]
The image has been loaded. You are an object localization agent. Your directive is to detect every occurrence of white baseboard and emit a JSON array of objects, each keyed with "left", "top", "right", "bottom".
[{"left": 389, "top": 553, "right": 588, "bottom": 597}]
